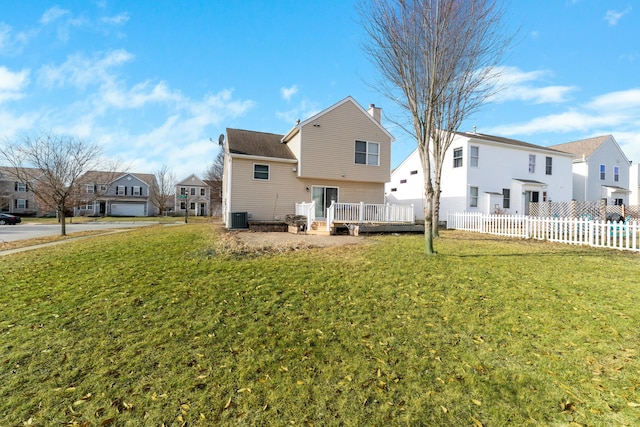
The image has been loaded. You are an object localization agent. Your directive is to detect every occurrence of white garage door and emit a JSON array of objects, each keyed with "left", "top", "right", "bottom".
[{"left": 110, "top": 203, "right": 146, "bottom": 216}]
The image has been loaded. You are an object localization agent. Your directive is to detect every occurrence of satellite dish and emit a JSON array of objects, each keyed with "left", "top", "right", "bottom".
[{"left": 218, "top": 134, "right": 225, "bottom": 146}]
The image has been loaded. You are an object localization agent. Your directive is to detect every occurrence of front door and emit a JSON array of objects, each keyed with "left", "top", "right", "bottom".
[
  {"left": 312, "top": 187, "right": 338, "bottom": 218},
  {"left": 524, "top": 191, "right": 539, "bottom": 215}
]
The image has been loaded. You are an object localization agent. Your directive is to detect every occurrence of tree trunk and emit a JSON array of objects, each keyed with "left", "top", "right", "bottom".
[
  {"left": 423, "top": 182, "right": 435, "bottom": 255},
  {"left": 59, "top": 210, "right": 67, "bottom": 236}
]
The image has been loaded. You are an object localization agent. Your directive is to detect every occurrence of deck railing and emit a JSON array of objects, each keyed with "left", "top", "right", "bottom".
[
  {"left": 295, "top": 201, "right": 315, "bottom": 231},
  {"left": 327, "top": 202, "right": 414, "bottom": 231},
  {"left": 447, "top": 212, "right": 640, "bottom": 252}
]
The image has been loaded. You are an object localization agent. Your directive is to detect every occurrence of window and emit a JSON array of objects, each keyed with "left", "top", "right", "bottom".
[
  {"left": 200, "top": 188, "right": 206, "bottom": 196},
  {"left": 116, "top": 185, "right": 126, "bottom": 195},
  {"left": 470, "top": 186, "right": 478, "bottom": 208},
  {"left": 410, "top": 170, "right": 418, "bottom": 175},
  {"left": 614, "top": 166, "right": 619, "bottom": 182},
  {"left": 600, "top": 164, "right": 605, "bottom": 180},
  {"left": 180, "top": 187, "right": 187, "bottom": 195},
  {"left": 390, "top": 188, "right": 397, "bottom": 192},
  {"left": 354, "top": 140, "right": 379, "bottom": 166},
  {"left": 503, "top": 189, "right": 510, "bottom": 209},
  {"left": 100, "top": 184, "right": 108, "bottom": 191},
  {"left": 253, "top": 164, "right": 270, "bottom": 180},
  {"left": 86, "top": 184, "right": 94, "bottom": 194},
  {"left": 470, "top": 146, "right": 479, "bottom": 167},
  {"left": 190, "top": 187, "right": 196, "bottom": 196},
  {"left": 15, "top": 199, "right": 28, "bottom": 209},
  {"left": 133, "top": 186, "right": 141, "bottom": 196},
  {"left": 400, "top": 179, "right": 407, "bottom": 184},
  {"left": 180, "top": 201, "right": 186, "bottom": 210},
  {"left": 15, "top": 182, "right": 27, "bottom": 192},
  {"left": 83, "top": 203, "right": 93, "bottom": 210},
  {"left": 528, "top": 155, "right": 536, "bottom": 174},
  {"left": 453, "top": 147, "right": 463, "bottom": 168},
  {"left": 614, "top": 198, "right": 624, "bottom": 206},
  {"left": 545, "top": 157, "right": 552, "bottom": 175},
  {"left": 190, "top": 202, "right": 196, "bottom": 210}
]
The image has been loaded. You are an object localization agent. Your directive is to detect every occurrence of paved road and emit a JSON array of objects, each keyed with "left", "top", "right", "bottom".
[{"left": 0, "top": 221, "right": 161, "bottom": 243}]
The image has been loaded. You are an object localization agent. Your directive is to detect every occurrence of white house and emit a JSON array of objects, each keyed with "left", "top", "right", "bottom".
[
  {"left": 550, "top": 135, "right": 630, "bottom": 206},
  {"left": 386, "top": 131, "right": 574, "bottom": 221}
]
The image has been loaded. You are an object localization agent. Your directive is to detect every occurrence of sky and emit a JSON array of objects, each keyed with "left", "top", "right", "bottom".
[{"left": 0, "top": 1, "right": 639, "bottom": 179}]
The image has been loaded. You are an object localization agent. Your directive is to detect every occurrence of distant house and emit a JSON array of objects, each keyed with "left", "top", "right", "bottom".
[
  {"left": 222, "top": 96, "right": 394, "bottom": 228},
  {"left": 0, "top": 166, "right": 41, "bottom": 215},
  {"left": 175, "top": 174, "right": 211, "bottom": 216},
  {"left": 550, "top": 135, "right": 630, "bottom": 205},
  {"left": 75, "top": 171, "right": 159, "bottom": 217},
  {"left": 386, "top": 131, "right": 574, "bottom": 220}
]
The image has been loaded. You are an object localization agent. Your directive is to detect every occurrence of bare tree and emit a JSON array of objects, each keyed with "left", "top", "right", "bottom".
[
  {"left": 150, "top": 164, "right": 176, "bottom": 216},
  {"left": 203, "top": 149, "right": 224, "bottom": 216},
  {"left": 360, "top": 0, "right": 512, "bottom": 254},
  {"left": 0, "top": 133, "right": 112, "bottom": 235}
]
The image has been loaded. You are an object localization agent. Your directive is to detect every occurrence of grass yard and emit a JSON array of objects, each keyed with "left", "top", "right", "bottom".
[{"left": 1, "top": 225, "right": 639, "bottom": 426}]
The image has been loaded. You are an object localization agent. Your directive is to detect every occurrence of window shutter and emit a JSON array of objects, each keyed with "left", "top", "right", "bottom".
[
  {"left": 25, "top": 200, "right": 29, "bottom": 208},
  {"left": 14, "top": 182, "right": 17, "bottom": 191}
]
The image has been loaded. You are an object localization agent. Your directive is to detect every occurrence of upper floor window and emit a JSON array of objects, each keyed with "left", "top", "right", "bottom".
[
  {"left": 254, "top": 164, "right": 270, "bottom": 180},
  {"left": 86, "top": 184, "right": 94, "bottom": 194},
  {"left": 453, "top": 147, "right": 463, "bottom": 168},
  {"left": 528, "top": 155, "right": 536, "bottom": 174},
  {"left": 15, "top": 182, "right": 27, "bottom": 192},
  {"left": 400, "top": 179, "right": 407, "bottom": 184},
  {"left": 190, "top": 187, "right": 196, "bottom": 196},
  {"left": 200, "top": 188, "right": 206, "bottom": 196},
  {"left": 133, "top": 186, "right": 141, "bottom": 196},
  {"left": 470, "top": 186, "right": 478, "bottom": 208},
  {"left": 545, "top": 156, "right": 552, "bottom": 175},
  {"left": 410, "top": 170, "right": 418, "bottom": 175},
  {"left": 354, "top": 140, "right": 379, "bottom": 166},
  {"left": 600, "top": 164, "right": 606, "bottom": 180},
  {"left": 116, "top": 185, "right": 126, "bottom": 195},
  {"left": 614, "top": 166, "right": 619, "bottom": 182},
  {"left": 470, "top": 146, "right": 479, "bottom": 167},
  {"left": 180, "top": 187, "right": 187, "bottom": 195}
]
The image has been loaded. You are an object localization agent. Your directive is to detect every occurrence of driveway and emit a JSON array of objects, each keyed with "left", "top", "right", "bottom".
[{"left": 0, "top": 221, "right": 161, "bottom": 243}]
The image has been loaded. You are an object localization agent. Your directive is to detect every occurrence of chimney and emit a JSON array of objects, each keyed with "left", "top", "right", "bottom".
[{"left": 367, "top": 103, "right": 382, "bottom": 123}]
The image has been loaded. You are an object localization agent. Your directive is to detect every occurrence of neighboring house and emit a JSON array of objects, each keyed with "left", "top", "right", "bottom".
[
  {"left": 175, "top": 174, "right": 211, "bottom": 216},
  {"left": 75, "top": 171, "right": 159, "bottom": 217},
  {"left": 386, "top": 131, "right": 574, "bottom": 220},
  {"left": 630, "top": 163, "right": 640, "bottom": 206},
  {"left": 550, "top": 135, "right": 630, "bottom": 206},
  {"left": 222, "top": 96, "right": 394, "bottom": 228},
  {"left": 0, "top": 166, "right": 42, "bottom": 215}
]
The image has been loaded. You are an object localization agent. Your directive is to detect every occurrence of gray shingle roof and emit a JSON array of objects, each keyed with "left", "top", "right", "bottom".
[
  {"left": 226, "top": 128, "right": 296, "bottom": 160},
  {"left": 457, "top": 131, "right": 570, "bottom": 154},
  {"left": 548, "top": 135, "right": 612, "bottom": 159}
]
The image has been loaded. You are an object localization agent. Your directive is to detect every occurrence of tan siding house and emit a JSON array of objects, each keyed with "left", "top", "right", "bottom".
[{"left": 222, "top": 96, "right": 394, "bottom": 228}]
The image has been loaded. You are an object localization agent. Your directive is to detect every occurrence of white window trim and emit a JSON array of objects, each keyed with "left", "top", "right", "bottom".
[
  {"left": 528, "top": 155, "right": 536, "bottom": 174},
  {"left": 453, "top": 147, "right": 463, "bottom": 168},
  {"left": 470, "top": 146, "right": 479, "bottom": 167},
  {"left": 253, "top": 163, "right": 270, "bottom": 181},
  {"left": 354, "top": 140, "right": 380, "bottom": 166}
]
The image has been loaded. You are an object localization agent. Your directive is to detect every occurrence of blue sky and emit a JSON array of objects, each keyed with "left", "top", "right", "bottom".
[{"left": 0, "top": 1, "right": 639, "bottom": 179}]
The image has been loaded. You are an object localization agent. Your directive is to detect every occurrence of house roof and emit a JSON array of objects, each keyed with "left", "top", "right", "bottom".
[
  {"left": 0, "top": 166, "right": 44, "bottom": 181},
  {"left": 81, "top": 171, "right": 156, "bottom": 186},
  {"left": 548, "top": 135, "right": 613, "bottom": 160},
  {"left": 226, "top": 128, "right": 296, "bottom": 160},
  {"left": 457, "top": 131, "right": 572, "bottom": 155}
]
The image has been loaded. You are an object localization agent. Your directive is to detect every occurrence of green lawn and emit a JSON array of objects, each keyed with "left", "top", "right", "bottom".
[{"left": 1, "top": 225, "right": 639, "bottom": 426}]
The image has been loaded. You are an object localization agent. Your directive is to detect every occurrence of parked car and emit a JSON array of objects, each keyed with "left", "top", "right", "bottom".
[{"left": 0, "top": 213, "right": 21, "bottom": 225}]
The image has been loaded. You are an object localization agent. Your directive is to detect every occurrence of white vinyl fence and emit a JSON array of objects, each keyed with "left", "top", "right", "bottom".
[{"left": 447, "top": 212, "right": 640, "bottom": 252}]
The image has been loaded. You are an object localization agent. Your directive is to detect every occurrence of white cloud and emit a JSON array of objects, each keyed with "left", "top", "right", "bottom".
[
  {"left": 489, "top": 87, "right": 640, "bottom": 137},
  {"left": 0, "top": 66, "right": 29, "bottom": 102},
  {"left": 276, "top": 99, "right": 319, "bottom": 124},
  {"left": 102, "top": 13, "right": 130, "bottom": 26},
  {"left": 281, "top": 85, "right": 299, "bottom": 101},
  {"left": 37, "top": 49, "right": 134, "bottom": 89},
  {"left": 604, "top": 8, "right": 631, "bottom": 26},
  {"left": 40, "top": 6, "right": 70, "bottom": 25},
  {"left": 491, "top": 66, "right": 577, "bottom": 104}
]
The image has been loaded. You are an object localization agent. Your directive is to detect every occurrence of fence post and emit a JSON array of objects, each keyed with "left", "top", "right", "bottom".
[{"left": 359, "top": 202, "right": 364, "bottom": 223}]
